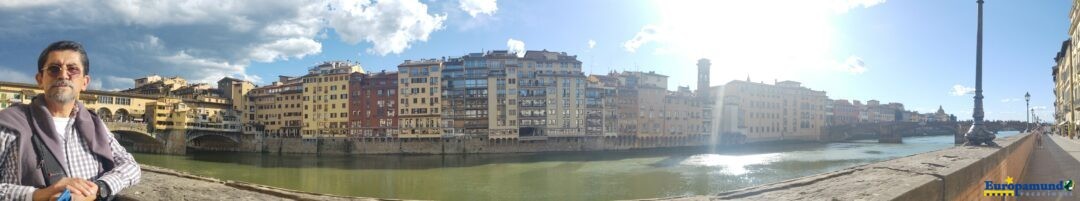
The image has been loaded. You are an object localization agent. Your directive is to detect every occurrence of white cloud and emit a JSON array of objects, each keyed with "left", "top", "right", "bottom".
[
  {"left": 623, "top": 25, "right": 661, "bottom": 53},
  {"left": 843, "top": 56, "right": 867, "bottom": 74},
  {"left": 588, "top": 39, "right": 596, "bottom": 49},
  {"left": 249, "top": 38, "right": 323, "bottom": 63},
  {"left": 88, "top": 79, "right": 103, "bottom": 90},
  {"left": 327, "top": 0, "right": 447, "bottom": 55},
  {"left": 950, "top": 84, "right": 975, "bottom": 96},
  {"left": 0, "top": 0, "right": 465, "bottom": 86},
  {"left": 507, "top": 38, "right": 525, "bottom": 57},
  {"left": 158, "top": 51, "right": 257, "bottom": 84},
  {"left": 0, "top": 0, "right": 64, "bottom": 8},
  {"left": 1031, "top": 106, "right": 1048, "bottom": 111},
  {"left": 459, "top": 0, "right": 497, "bottom": 17},
  {"left": 833, "top": 0, "right": 886, "bottom": 14},
  {"left": 0, "top": 66, "right": 35, "bottom": 84},
  {"left": 101, "top": 75, "right": 134, "bottom": 91},
  {"left": 1000, "top": 98, "right": 1029, "bottom": 103}
]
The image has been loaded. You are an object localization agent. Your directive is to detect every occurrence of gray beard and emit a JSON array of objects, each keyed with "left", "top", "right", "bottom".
[{"left": 47, "top": 87, "right": 76, "bottom": 104}]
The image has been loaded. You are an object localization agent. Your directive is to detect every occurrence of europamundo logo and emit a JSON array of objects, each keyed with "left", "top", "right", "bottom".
[{"left": 983, "top": 176, "right": 1074, "bottom": 197}]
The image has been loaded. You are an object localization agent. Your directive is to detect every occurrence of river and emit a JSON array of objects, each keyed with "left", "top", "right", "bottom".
[{"left": 131, "top": 131, "right": 1019, "bottom": 201}]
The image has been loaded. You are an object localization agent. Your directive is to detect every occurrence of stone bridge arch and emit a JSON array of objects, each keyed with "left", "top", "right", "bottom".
[
  {"left": 107, "top": 122, "right": 164, "bottom": 153},
  {"left": 186, "top": 131, "right": 242, "bottom": 151}
]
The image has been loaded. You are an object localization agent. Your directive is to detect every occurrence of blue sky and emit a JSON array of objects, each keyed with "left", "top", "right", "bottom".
[{"left": 0, "top": 0, "right": 1067, "bottom": 122}]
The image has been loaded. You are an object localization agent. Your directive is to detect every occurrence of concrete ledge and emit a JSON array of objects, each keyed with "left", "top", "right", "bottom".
[
  {"left": 663, "top": 133, "right": 1034, "bottom": 201},
  {"left": 118, "top": 165, "right": 402, "bottom": 201}
]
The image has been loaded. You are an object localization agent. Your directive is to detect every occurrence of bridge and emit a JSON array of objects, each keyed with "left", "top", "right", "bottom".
[
  {"left": 825, "top": 120, "right": 1035, "bottom": 144},
  {"left": 106, "top": 121, "right": 243, "bottom": 154},
  {"left": 953, "top": 120, "right": 1032, "bottom": 144},
  {"left": 824, "top": 121, "right": 961, "bottom": 143}
]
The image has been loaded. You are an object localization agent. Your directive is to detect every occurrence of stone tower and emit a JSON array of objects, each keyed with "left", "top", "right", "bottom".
[{"left": 697, "top": 58, "right": 711, "bottom": 96}]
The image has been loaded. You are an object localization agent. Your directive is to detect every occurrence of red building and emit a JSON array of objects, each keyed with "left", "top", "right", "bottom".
[{"left": 349, "top": 71, "right": 399, "bottom": 137}]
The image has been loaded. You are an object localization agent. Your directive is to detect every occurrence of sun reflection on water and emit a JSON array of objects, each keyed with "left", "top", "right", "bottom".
[{"left": 679, "top": 153, "right": 782, "bottom": 175}]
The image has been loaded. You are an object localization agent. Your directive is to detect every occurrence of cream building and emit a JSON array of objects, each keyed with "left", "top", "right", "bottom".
[
  {"left": 1053, "top": 0, "right": 1080, "bottom": 138},
  {"left": 398, "top": 59, "right": 443, "bottom": 138},
  {"left": 721, "top": 80, "right": 827, "bottom": 142}
]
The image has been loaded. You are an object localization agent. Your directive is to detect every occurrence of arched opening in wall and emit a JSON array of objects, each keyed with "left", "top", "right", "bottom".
[
  {"left": 188, "top": 134, "right": 240, "bottom": 151},
  {"left": 115, "top": 109, "right": 130, "bottom": 122},
  {"left": 112, "top": 130, "right": 161, "bottom": 153},
  {"left": 96, "top": 108, "right": 113, "bottom": 122}
]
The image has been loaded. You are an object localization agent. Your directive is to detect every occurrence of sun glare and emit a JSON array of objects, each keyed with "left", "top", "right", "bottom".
[{"left": 648, "top": 0, "right": 865, "bottom": 84}]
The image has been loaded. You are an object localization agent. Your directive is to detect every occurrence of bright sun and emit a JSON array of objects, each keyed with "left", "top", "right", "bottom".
[{"left": 639, "top": 0, "right": 881, "bottom": 84}]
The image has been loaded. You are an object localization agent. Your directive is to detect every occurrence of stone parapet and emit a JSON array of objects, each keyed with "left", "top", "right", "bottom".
[{"left": 662, "top": 133, "right": 1034, "bottom": 200}]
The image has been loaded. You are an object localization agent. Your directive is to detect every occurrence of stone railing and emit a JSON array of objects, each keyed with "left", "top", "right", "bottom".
[
  {"left": 665, "top": 132, "right": 1035, "bottom": 200},
  {"left": 105, "top": 121, "right": 149, "bottom": 133}
]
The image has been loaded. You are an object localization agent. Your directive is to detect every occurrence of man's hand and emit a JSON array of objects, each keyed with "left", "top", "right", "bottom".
[
  {"left": 30, "top": 177, "right": 98, "bottom": 201},
  {"left": 69, "top": 188, "right": 98, "bottom": 201}
]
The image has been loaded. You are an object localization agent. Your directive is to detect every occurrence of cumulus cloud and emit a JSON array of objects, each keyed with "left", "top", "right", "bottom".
[
  {"left": 623, "top": 25, "right": 661, "bottom": 53},
  {"left": 158, "top": 51, "right": 255, "bottom": 83},
  {"left": 249, "top": 38, "right": 322, "bottom": 63},
  {"left": 459, "top": 0, "right": 497, "bottom": 17},
  {"left": 507, "top": 38, "right": 525, "bottom": 57},
  {"left": 0, "top": 0, "right": 463, "bottom": 88},
  {"left": 950, "top": 84, "right": 975, "bottom": 96},
  {"left": 327, "top": 0, "right": 447, "bottom": 55},
  {"left": 843, "top": 56, "right": 867, "bottom": 74},
  {"left": 588, "top": 39, "right": 596, "bottom": 49}
]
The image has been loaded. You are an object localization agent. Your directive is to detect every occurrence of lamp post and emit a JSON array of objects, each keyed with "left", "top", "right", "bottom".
[
  {"left": 965, "top": 0, "right": 997, "bottom": 146},
  {"left": 1026, "top": 92, "right": 1031, "bottom": 132}
]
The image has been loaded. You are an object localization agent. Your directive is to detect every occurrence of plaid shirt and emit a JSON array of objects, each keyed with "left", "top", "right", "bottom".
[{"left": 0, "top": 116, "right": 141, "bottom": 200}]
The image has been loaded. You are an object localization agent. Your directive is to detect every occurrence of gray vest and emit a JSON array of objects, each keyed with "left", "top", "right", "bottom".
[{"left": 0, "top": 95, "right": 115, "bottom": 188}]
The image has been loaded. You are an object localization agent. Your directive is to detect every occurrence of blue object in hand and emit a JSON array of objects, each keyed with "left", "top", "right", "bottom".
[{"left": 56, "top": 189, "right": 71, "bottom": 201}]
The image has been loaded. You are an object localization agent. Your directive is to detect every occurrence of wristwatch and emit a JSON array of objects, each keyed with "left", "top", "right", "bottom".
[{"left": 94, "top": 180, "right": 111, "bottom": 200}]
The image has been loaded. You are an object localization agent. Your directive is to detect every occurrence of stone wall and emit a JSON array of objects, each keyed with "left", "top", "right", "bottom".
[{"left": 671, "top": 132, "right": 1035, "bottom": 200}]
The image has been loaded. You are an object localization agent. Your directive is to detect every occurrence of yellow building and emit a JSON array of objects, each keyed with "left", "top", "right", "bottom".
[
  {"left": 218, "top": 77, "right": 255, "bottom": 114},
  {"left": 248, "top": 76, "right": 304, "bottom": 138},
  {"left": 1, "top": 81, "right": 161, "bottom": 124},
  {"left": 126, "top": 75, "right": 187, "bottom": 96},
  {"left": 146, "top": 97, "right": 187, "bottom": 132},
  {"left": 398, "top": 59, "right": 443, "bottom": 138},
  {"left": 721, "top": 80, "right": 827, "bottom": 142},
  {"left": 302, "top": 61, "right": 364, "bottom": 138}
]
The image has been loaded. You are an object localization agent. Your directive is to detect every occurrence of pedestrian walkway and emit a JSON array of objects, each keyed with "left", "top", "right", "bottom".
[{"left": 1018, "top": 133, "right": 1080, "bottom": 201}]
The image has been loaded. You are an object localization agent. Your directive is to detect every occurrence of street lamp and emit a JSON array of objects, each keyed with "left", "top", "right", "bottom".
[
  {"left": 965, "top": 0, "right": 997, "bottom": 146},
  {"left": 1026, "top": 92, "right": 1031, "bottom": 132}
]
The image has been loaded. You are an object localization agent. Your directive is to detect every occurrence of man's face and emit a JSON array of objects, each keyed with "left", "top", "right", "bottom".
[{"left": 35, "top": 50, "right": 90, "bottom": 105}]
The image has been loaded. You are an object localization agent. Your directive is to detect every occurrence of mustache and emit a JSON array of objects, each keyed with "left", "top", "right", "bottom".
[{"left": 50, "top": 80, "right": 74, "bottom": 88}]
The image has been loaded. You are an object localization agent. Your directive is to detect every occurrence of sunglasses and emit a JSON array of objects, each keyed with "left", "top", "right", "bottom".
[{"left": 43, "top": 65, "right": 84, "bottom": 77}]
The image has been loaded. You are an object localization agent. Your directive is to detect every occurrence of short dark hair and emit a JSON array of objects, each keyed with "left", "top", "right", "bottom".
[{"left": 37, "top": 40, "right": 90, "bottom": 76}]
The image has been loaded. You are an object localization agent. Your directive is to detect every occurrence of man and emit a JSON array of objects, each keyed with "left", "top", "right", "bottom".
[{"left": 0, "top": 41, "right": 141, "bottom": 200}]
